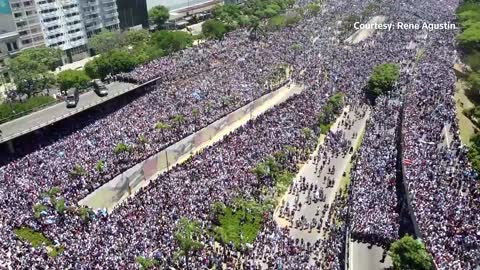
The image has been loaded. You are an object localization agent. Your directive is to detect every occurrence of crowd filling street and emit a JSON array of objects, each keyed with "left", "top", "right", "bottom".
[
  {"left": 349, "top": 96, "right": 400, "bottom": 248},
  {"left": 0, "top": 0, "right": 479, "bottom": 269}
]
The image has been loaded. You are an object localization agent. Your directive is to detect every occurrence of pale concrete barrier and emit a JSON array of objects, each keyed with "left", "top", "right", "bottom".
[{"left": 79, "top": 81, "right": 303, "bottom": 212}]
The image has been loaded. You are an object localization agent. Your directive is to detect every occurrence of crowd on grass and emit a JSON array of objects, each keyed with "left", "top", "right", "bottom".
[
  {"left": 0, "top": 0, "right": 479, "bottom": 269},
  {"left": 349, "top": 96, "right": 401, "bottom": 247}
]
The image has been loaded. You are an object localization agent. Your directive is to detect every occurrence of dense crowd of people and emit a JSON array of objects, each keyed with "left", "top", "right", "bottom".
[
  {"left": 349, "top": 96, "right": 401, "bottom": 247},
  {"left": 401, "top": 4, "right": 480, "bottom": 268},
  {"left": 0, "top": 0, "right": 479, "bottom": 268}
]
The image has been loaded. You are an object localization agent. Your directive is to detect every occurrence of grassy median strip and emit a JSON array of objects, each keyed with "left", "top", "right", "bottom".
[{"left": 14, "top": 227, "right": 64, "bottom": 257}]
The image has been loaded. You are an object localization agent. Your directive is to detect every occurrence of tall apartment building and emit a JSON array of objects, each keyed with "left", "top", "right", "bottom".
[
  {"left": 36, "top": 0, "right": 89, "bottom": 62},
  {"left": 9, "top": 0, "right": 44, "bottom": 49},
  {"left": 0, "top": 0, "right": 20, "bottom": 83},
  {"left": 80, "top": 0, "right": 119, "bottom": 38},
  {"left": 7, "top": 0, "right": 120, "bottom": 63}
]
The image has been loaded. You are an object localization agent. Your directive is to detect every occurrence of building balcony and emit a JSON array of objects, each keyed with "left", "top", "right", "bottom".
[
  {"left": 102, "top": 5, "right": 116, "bottom": 12},
  {"left": 103, "top": 17, "right": 119, "bottom": 27},
  {"left": 65, "top": 14, "right": 82, "bottom": 23},
  {"left": 82, "top": 0, "right": 98, "bottom": 8},
  {"left": 103, "top": 11, "right": 118, "bottom": 19},
  {"left": 85, "top": 23, "right": 101, "bottom": 31},
  {"left": 83, "top": 8, "right": 98, "bottom": 16}
]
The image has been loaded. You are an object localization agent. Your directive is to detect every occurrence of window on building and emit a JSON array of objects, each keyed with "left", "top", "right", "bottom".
[
  {"left": 16, "top": 21, "right": 27, "bottom": 28},
  {"left": 43, "top": 16, "right": 58, "bottom": 23},
  {"left": 23, "top": 1, "right": 33, "bottom": 6},
  {"left": 33, "top": 36, "right": 43, "bottom": 42},
  {"left": 25, "top": 10, "right": 35, "bottom": 16},
  {"left": 21, "top": 39, "right": 32, "bottom": 45},
  {"left": 11, "top": 3, "right": 21, "bottom": 9},
  {"left": 14, "top": 12, "right": 22, "bottom": 18},
  {"left": 47, "top": 25, "right": 60, "bottom": 31},
  {"left": 19, "top": 30, "right": 29, "bottom": 36},
  {"left": 6, "top": 42, "right": 19, "bottom": 52}
]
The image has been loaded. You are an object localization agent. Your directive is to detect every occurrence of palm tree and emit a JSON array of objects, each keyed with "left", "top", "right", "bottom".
[
  {"left": 172, "top": 114, "right": 185, "bottom": 125},
  {"left": 302, "top": 127, "right": 313, "bottom": 139},
  {"left": 172, "top": 114, "right": 186, "bottom": 133},
  {"left": 191, "top": 108, "right": 200, "bottom": 126},
  {"left": 154, "top": 121, "right": 171, "bottom": 140},
  {"left": 174, "top": 218, "right": 203, "bottom": 269}
]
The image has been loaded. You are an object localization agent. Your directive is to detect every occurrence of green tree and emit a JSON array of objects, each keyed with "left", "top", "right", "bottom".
[
  {"left": 149, "top": 5, "right": 170, "bottom": 28},
  {"left": 202, "top": 19, "right": 227, "bottom": 40},
  {"left": 70, "top": 164, "right": 86, "bottom": 177},
  {"left": 78, "top": 206, "right": 92, "bottom": 222},
  {"left": 95, "top": 160, "right": 105, "bottom": 173},
  {"left": 172, "top": 114, "right": 185, "bottom": 126},
  {"left": 457, "top": 3, "right": 480, "bottom": 49},
  {"left": 85, "top": 49, "right": 138, "bottom": 79},
  {"left": 155, "top": 121, "right": 171, "bottom": 139},
  {"left": 174, "top": 218, "right": 203, "bottom": 269},
  {"left": 466, "top": 72, "right": 480, "bottom": 101},
  {"left": 307, "top": 3, "right": 321, "bottom": 15},
  {"left": 302, "top": 127, "right": 313, "bottom": 139},
  {"left": 122, "top": 29, "right": 150, "bottom": 47},
  {"left": 367, "top": 63, "right": 400, "bottom": 99},
  {"left": 89, "top": 29, "right": 122, "bottom": 54},
  {"left": 389, "top": 236, "right": 434, "bottom": 270},
  {"left": 151, "top": 31, "right": 193, "bottom": 54},
  {"left": 468, "top": 133, "right": 480, "bottom": 172},
  {"left": 154, "top": 121, "right": 171, "bottom": 131},
  {"left": 135, "top": 256, "right": 159, "bottom": 270},
  {"left": 114, "top": 142, "right": 130, "bottom": 155},
  {"left": 57, "top": 70, "right": 90, "bottom": 94},
  {"left": 267, "top": 15, "right": 287, "bottom": 31},
  {"left": 8, "top": 47, "right": 61, "bottom": 98}
]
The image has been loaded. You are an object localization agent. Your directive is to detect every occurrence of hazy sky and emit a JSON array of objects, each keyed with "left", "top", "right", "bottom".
[{"left": 146, "top": 0, "right": 211, "bottom": 11}]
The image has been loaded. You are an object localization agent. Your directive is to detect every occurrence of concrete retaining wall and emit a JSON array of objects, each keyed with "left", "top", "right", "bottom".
[{"left": 79, "top": 81, "right": 303, "bottom": 212}]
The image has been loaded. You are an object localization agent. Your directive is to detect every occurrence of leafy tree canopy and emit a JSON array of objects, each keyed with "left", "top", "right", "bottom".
[
  {"left": 151, "top": 30, "right": 193, "bottom": 54},
  {"left": 89, "top": 29, "right": 123, "bottom": 54},
  {"left": 367, "top": 63, "right": 400, "bottom": 99},
  {"left": 57, "top": 69, "right": 90, "bottom": 94},
  {"left": 389, "top": 236, "right": 434, "bottom": 270},
  {"left": 202, "top": 19, "right": 227, "bottom": 40},
  {"left": 149, "top": 5, "right": 170, "bottom": 28},
  {"left": 8, "top": 47, "right": 61, "bottom": 98},
  {"left": 122, "top": 29, "right": 151, "bottom": 47},
  {"left": 85, "top": 49, "right": 138, "bottom": 79}
]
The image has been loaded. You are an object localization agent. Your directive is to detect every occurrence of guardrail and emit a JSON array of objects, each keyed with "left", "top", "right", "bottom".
[
  {"left": 0, "top": 99, "right": 61, "bottom": 125},
  {"left": 0, "top": 78, "right": 159, "bottom": 144}
]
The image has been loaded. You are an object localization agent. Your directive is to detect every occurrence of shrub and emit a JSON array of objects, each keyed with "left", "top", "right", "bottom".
[{"left": 0, "top": 95, "right": 56, "bottom": 123}]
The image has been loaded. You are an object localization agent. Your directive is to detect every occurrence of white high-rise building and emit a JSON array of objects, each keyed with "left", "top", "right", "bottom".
[
  {"left": 9, "top": 0, "right": 44, "bottom": 49},
  {"left": 7, "top": 0, "right": 120, "bottom": 63},
  {"left": 80, "top": 0, "right": 119, "bottom": 38}
]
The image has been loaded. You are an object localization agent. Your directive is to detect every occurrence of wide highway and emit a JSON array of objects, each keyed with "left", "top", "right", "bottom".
[{"left": 0, "top": 81, "right": 137, "bottom": 144}]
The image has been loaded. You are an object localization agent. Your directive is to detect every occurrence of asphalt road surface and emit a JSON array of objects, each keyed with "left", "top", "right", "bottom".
[
  {"left": 350, "top": 241, "right": 393, "bottom": 270},
  {"left": 0, "top": 81, "right": 136, "bottom": 143},
  {"left": 273, "top": 105, "right": 371, "bottom": 267}
]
